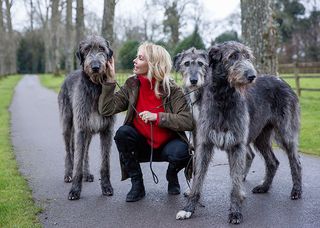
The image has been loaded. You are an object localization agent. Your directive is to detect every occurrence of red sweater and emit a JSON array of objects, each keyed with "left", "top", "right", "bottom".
[{"left": 133, "top": 75, "right": 173, "bottom": 148}]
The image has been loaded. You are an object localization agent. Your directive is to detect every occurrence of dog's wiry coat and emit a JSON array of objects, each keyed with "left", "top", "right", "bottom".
[
  {"left": 176, "top": 41, "right": 302, "bottom": 224},
  {"left": 58, "top": 35, "right": 115, "bottom": 200}
]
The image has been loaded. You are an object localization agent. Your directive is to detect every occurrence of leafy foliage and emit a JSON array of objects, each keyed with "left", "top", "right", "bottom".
[
  {"left": 118, "top": 40, "right": 140, "bottom": 70},
  {"left": 213, "top": 30, "right": 240, "bottom": 44},
  {"left": 174, "top": 27, "right": 205, "bottom": 56},
  {"left": 17, "top": 31, "right": 45, "bottom": 74}
]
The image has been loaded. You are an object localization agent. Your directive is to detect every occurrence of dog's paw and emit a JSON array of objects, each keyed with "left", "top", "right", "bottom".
[
  {"left": 83, "top": 174, "right": 94, "bottom": 182},
  {"left": 176, "top": 210, "right": 193, "bottom": 220},
  {"left": 68, "top": 190, "right": 81, "bottom": 200},
  {"left": 291, "top": 188, "right": 302, "bottom": 200},
  {"left": 183, "top": 189, "right": 191, "bottom": 197},
  {"left": 102, "top": 185, "right": 113, "bottom": 196},
  {"left": 228, "top": 212, "right": 243, "bottom": 224},
  {"left": 252, "top": 184, "right": 269, "bottom": 194},
  {"left": 64, "top": 175, "right": 72, "bottom": 183}
]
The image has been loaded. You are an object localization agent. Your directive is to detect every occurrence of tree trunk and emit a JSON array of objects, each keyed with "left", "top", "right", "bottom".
[
  {"left": 4, "top": 0, "right": 16, "bottom": 74},
  {"left": 163, "top": 1, "right": 180, "bottom": 47},
  {"left": 241, "top": 0, "right": 278, "bottom": 75},
  {"left": 65, "top": 0, "right": 74, "bottom": 74},
  {"left": 0, "top": 0, "right": 5, "bottom": 75},
  {"left": 51, "top": 0, "right": 60, "bottom": 76},
  {"left": 76, "top": 0, "right": 84, "bottom": 67},
  {"left": 101, "top": 0, "right": 115, "bottom": 44},
  {"left": 30, "top": 0, "right": 34, "bottom": 31}
]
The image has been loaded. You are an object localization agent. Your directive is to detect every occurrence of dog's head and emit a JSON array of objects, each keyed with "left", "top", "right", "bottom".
[
  {"left": 208, "top": 41, "right": 257, "bottom": 89},
  {"left": 76, "top": 35, "right": 113, "bottom": 84},
  {"left": 173, "top": 47, "right": 208, "bottom": 90}
]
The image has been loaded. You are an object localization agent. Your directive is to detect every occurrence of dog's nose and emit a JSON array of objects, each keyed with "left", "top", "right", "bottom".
[
  {"left": 190, "top": 79, "right": 198, "bottom": 85},
  {"left": 92, "top": 65, "right": 100, "bottom": 72},
  {"left": 247, "top": 75, "right": 256, "bottom": 82}
]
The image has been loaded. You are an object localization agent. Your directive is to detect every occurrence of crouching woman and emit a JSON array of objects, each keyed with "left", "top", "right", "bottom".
[{"left": 98, "top": 42, "right": 194, "bottom": 202}]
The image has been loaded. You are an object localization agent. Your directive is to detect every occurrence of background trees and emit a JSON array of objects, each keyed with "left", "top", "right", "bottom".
[{"left": 0, "top": 0, "right": 319, "bottom": 76}]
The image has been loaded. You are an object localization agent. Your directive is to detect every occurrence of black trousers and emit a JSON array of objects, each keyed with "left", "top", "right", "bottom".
[{"left": 114, "top": 125, "right": 190, "bottom": 179}]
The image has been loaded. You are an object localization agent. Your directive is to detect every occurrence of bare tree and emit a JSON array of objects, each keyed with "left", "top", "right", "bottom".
[
  {"left": 4, "top": 0, "right": 16, "bottom": 74},
  {"left": 51, "top": 0, "right": 60, "bottom": 75},
  {"left": 241, "top": 0, "right": 278, "bottom": 75},
  {"left": 101, "top": 0, "right": 115, "bottom": 44},
  {"left": 0, "top": 0, "right": 5, "bottom": 75},
  {"left": 35, "top": 0, "right": 52, "bottom": 72},
  {"left": 76, "top": 0, "right": 84, "bottom": 67},
  {"left": 148, "top": 0, "right": 196, "bottom": 47},
  {"left": 23, "top": 0, "right": 35, "bottom": 31},
  {"left": 65, "top": 0, "right": 74, "bottom": 74}
]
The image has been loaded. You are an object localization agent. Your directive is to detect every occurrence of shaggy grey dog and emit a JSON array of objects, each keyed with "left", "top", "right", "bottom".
[
  {"left": 58, "top": 35, "right": 115, "bottom": 200},
  {"left": 176, "top": 41, "right": 302, "bottom": 224},
  {"left": 174, "top": 47, "right": 255, "bottom": 180}
]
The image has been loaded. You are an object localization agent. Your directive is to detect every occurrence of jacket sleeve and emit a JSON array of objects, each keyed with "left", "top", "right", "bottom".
[
  {"left": 98, "top": 81, "right": 129, "bottom": 116},
  {"left": 158, "top": 86, "right": 194, "bottom": 132}
]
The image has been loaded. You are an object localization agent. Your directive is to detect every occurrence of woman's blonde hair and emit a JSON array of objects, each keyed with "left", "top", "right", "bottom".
[{"left": 137, "top": 42, "right": 172, "bottom": 98}]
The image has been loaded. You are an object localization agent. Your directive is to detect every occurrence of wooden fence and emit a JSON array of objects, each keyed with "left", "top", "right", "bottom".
[{"left": 279, "top": 62, "right": 320, "bottom": 96}]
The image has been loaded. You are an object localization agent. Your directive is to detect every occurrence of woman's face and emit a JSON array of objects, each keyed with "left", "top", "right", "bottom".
[{"left": 133, "top": 50, "right": 149, "bottom": 75}]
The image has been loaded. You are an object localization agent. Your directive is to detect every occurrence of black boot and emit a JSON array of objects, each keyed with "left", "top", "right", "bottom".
[
  {"left": 166, "top": 163, "right": 181, "bottom": 195},
  {"left": 126, "top": 177, "right": 146, "bottom": 202}
]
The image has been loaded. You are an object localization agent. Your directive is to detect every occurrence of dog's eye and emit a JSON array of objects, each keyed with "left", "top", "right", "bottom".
[
  {"left": 99, "top": 46, "right": 105, "bottom": 52},
  {"left": 184, "top": 61, "right": 190, "bottom": 67},
  {"left": 84, "top": 45, "right": 92, "bottom": 52},
  {"left": 229, "top": 52, "right": 239, "bottom": 60},
  {"left": 198, "top": 61, "right": 204, "bottom": 66}
]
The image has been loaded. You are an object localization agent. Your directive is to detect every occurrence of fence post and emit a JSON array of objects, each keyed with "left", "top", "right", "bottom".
[{"left": 294, "top": 61, "right": 301, "bottom": 97}]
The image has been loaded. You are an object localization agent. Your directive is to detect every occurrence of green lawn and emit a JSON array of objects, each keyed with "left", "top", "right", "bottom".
[
  {"left": 0, "top": 75, "right": 42, "bottom": 227},
  {"left": 282, "top": 76, "right": 320, "bottom": 155},
  {"left": 39, "top": 73, "right": 320, "bottom": 156}
]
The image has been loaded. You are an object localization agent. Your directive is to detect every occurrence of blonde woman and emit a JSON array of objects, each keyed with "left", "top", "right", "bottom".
[{"left": 98, "top": 42, "right": 194, "bottom": 202}]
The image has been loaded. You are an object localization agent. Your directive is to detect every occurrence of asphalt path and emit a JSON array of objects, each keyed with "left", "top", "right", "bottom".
[{"left": 10, "top": 75, "right": 320, "bottom": 227}]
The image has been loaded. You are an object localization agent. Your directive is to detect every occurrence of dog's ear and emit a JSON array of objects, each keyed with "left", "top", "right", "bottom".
[
  {"left": 208, "top": 46, "right": 221, "bottom": 67},
  {"left": 173, "top": 52, "right": 184, "bottom": 72},
  {"left": 105, "top": 39, "right": 110, "bottom": 47},
  {"left": 199, "top": 50, "right": 209, "bottom": 64},
  {"left": 76, "top": 42, "right": 85, "bottom": 66},
  {"left": 104, "top": 39, "right": 113, "bottom": 60},
  {"left": 107, "top": 48, "right": 113, "bottom": 60}
]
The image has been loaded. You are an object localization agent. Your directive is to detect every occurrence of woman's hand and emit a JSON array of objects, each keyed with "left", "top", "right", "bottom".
[
  {"left": 139, "top": 111, "right": 157, "bottom": 123},
  {"left": 106, "top": 56, "right": 116, "bottom": 82}
]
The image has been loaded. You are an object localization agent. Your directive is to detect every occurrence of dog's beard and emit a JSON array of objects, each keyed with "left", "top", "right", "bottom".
[
  {"left": 88, "top": 73, "right": 105, "bottom": 84},
  {"left": 228, "top": 73, "right": 252, "bottom": 95},
  {"left": 84, "top": 65, "right": 108, "bottom": 84}
]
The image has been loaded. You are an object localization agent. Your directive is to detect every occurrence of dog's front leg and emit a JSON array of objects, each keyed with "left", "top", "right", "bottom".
[
  {"left": 100, "top": 129, "right": 113, "bottom": 196},
  {"left": 68, "top": 130, "right": 87, "bottom": 200},
  {"left": 176, "top": 141, "right": 213, "bottom": 220},
  {"left": 226, "top": 144, "right": 246, "bottom": 224},
  {"left": 83, "top": 134, "right": 94, "bottom": 182}
]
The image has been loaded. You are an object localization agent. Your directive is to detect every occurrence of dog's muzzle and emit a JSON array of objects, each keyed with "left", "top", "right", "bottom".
[
  {"left": 245, "top": 70, "right": 256, "bottom": 83},
  {"left": 91, "top": 60, "right": 101, "bottom": 73}
]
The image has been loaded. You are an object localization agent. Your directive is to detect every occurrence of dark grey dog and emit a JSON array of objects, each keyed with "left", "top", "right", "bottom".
[
  {"left": 174, "top": 47, "right": 255, "bottom": 181},
  {"left": 58, "top": 35, "right": 115, "bottom": 200},
  {"left": 176, "top": 41, "right": 302, "bottom": 224}
]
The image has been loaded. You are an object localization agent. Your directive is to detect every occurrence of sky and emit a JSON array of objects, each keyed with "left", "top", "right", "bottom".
[
  {"left": 12, "top": 0, "right": 239, "bottom": 30},
  {"left": 11, "top": 0, "right": 240, "bottom": 45}
]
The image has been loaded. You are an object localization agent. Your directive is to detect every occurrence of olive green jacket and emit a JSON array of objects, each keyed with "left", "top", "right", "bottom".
[{"left": 98, "top": 75, "right": 194, "bottom": 180}]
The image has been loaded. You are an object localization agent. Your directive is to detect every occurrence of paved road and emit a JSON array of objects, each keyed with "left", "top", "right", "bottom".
[{"left": 10, "top": 75, "right": 320, "bottom": 227}]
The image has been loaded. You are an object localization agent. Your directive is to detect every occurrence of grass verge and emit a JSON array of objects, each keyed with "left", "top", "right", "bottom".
[
  {"left": 38, "top": 73, "right": 320, "bottom": 156},
  {"left": 0, "top": 75, "right": 42, "bottom": 227}
]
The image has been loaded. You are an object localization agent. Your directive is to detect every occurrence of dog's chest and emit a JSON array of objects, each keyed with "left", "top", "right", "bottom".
[
  {"left": 190, "top": 92, "right": 200, "bottom": 121},
  {"left": 88, "top": 112, "right": 107, "bottom": 132}
]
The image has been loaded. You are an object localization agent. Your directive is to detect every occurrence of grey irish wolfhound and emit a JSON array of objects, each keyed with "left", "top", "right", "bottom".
[
  {"left": 176, "top": 41, "right": 302, "bottom": 224},
  {"left": 174, "top": 47, "right": 255, "bottom": 181},
  {"left": 58, "top": 35, "right": 115, "bottom": 200}
]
